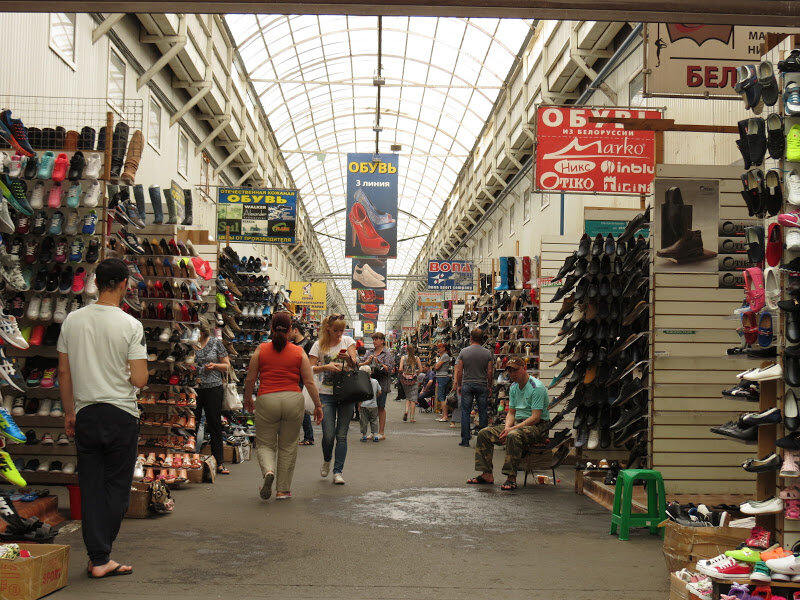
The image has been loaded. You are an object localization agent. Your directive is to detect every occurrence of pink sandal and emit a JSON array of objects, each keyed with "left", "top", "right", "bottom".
[
  {"left": 786, "top": 499, "right": 800, "bottom": 520},
  {"left": 744, "top": 267, "right": 765, "bottom": 312},
  {"left": 781, "top": 484, "right": 800, "bottom": 500}
]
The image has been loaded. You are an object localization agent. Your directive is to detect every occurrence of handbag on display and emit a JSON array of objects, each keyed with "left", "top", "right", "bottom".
[
  {"left": 222, "top": 367, "right": 243, "bottom": 411},
  {"left": 333, "top": 369, "right": 373, "bottom": 404}
]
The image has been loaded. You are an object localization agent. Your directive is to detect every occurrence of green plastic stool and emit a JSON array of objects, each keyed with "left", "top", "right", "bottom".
[{"left": 609, "top": 469, "right": 667, "bottom": 541}]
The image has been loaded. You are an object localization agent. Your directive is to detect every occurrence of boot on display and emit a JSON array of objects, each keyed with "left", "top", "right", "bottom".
[
  {"left": 163, "top": 187, "right": 178, "bottom": 225},
  {"left": 121, "top": 129, "right": 143, "bottom": 185},
  {"left": 149, "top": 185, "right": 164, "bottom": 224},
  {"left": 182, "top": 188, "right": 193, "bottom": 226},
  {"left": 109, "top": 122, "right": 130, "bottom": 181},
  {"left": 494, "top": 257, "right": 509, "bottom": 291}
]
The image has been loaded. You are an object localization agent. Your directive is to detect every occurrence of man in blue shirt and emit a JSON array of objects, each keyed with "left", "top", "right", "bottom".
[{"left": 467, "top": 358, "right": 549, "bottom": 490}]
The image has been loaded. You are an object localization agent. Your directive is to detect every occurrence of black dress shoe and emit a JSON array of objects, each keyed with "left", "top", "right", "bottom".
[
  {"left": 746, "top": 117, "right": 767, "bottom": 166},
  {"left": 765, "top": 170, "right": 783, "bottom": 216},
  {"left": 610, "top": 402, "right": 645, "bottom": 431},
  {"left": 591, "top": 233, "right": 604, "bottom": 257},
  {"left": 554, "top": 251, "right": 578, "bottom": 281},
  {"left": 587, "top": 256, "right": 600, "bottom": 276},
  {"left": 746, "top": 346, "right": 777, "bottom": 358},
  {"left": 737, "top": 119, "right": 752, "bottom": 169},
  {"left": 604, "top": 234, "right": 615, "bottom": 256},
  {"left": 574, "top": 258, "right": 588, "bottom": 278},
  {"left": 618, "top": 206, "right": 651, "bottom": 243},
  {"left": 610, "top": 275, "right": 623, "bottom": 298},
  {"left": 786, "top": 354, "right": 800, "bottom": 387},
  {"left": 577, "top": 234, "right": 591, "bottom": 258},
  {"left": 552, "top": 275, "right": 578, "bottom": 303},
  {"left": 600, "top": 254, "right": 611, "bottom": 275},
  {"left": 786, "top": 389, "right": 799, "bottom": 431},
  {"left": 767, "top": 113, "right": 785, "bottom": 159},
  {"left": 709, "top": 420, "right": 758, "bottom": 442},
  {"left": 573, "top": 277, "right": 589, "bottom": 301},
  {"left": 742, "top": 453, "right": 781, "bottom": 473},
  {"left": 599, "top": 277, "right": 611, "bottom": 298},
  {"left": 587, "top": 278, "right": 598, "bottom": 299}
]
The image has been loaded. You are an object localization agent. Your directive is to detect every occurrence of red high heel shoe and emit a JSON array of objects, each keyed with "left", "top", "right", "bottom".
[{"left": 349, "top": 203, "right": 390, "bottom": 256}]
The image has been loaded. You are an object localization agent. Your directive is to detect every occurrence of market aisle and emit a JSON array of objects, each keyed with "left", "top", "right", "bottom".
[{"left": 53, "top": 397, "right": 669, "bottom": 599}]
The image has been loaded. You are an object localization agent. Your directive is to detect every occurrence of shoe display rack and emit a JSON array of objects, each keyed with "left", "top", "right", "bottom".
[
  {"left": 0, "top": 107, "right": 147, "bottom": 487},
  {"left": 542, "top": 213, "right": 652, "bottom": 468}
]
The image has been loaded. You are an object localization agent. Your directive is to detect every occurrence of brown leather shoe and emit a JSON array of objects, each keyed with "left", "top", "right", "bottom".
[
  {"left": 121, "top": 130, "right": 143, "bottom": 184},
  {"left": 549, "top": 293, "right": 575, "bottom": 322},
  {"left": 656, "top": 230, "right": 704, "bottom": 259},
  {"left": 64, "top": 130, "right": 79, "bottom": 151}
]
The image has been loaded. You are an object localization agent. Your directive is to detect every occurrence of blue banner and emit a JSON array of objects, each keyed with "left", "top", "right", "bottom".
[
  {"left": 428, "top": 260, "right": 475, "bottom": 291},
  {"left": 217, "top": 187, "right": 297, "bottom": 244},
  {"left": 345, "top": 153, "right": 398, "bottom": 259}
]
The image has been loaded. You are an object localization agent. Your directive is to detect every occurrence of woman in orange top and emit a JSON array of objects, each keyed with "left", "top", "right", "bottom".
[{"left": 244, "top": 312, "right": 323, "bottom": 500}]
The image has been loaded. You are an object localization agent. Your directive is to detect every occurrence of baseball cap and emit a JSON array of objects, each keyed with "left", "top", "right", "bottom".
[{"left": 505, "top": 358, "right": 526, "bottom": 371}]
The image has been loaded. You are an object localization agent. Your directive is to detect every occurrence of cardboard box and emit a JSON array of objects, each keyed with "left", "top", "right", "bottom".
[
  {"left": 662, "top": 521, "right": 751, "bottom": 572},
  {"left": 669, "top": 572, "right": 690, "bottom": 600},
  {"left": 187, "top": 455, "right": 216, "bottom": 483},
  {"left": 200, "top": 444, "right": 234, "bottom": 464},
  {"left": 0, "top": 544, "right": 70, "bottom": 600},
  {"left": 125, "top": 482, "right": 151, "bottom": 519}
]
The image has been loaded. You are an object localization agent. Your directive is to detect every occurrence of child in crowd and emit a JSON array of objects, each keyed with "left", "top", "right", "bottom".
[{"left": 358, "top": 365, "right": 381, "bottom": 442}]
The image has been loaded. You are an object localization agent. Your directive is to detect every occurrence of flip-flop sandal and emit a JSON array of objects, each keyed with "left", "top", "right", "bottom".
[
  {"left": 501, "top": 480, "right": 518, "bottom": 491},
  {"left": 467, "top": 475, "right": 493, "bottom": 485},
  {"left": 88, "top": 565, "right": 133, "bottom": 579},
  {"left": 298, "top": 440, "right": 314, "bottom": 445}
]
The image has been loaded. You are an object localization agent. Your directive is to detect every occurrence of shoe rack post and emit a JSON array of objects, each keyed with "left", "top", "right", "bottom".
[
  {"left": 101, "top": 111, "right": 114, "bottom": 261},
  {"left": 757, "top": 378, "right": 778, "bottom": 532}
]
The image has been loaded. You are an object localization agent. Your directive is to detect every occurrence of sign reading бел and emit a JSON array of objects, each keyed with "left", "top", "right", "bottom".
[
  {"left": 217, "top": 187, "right": 297, "bottom": 244},
  {"left": 535, "top": 106, "right": 660, "bottom": 195}
]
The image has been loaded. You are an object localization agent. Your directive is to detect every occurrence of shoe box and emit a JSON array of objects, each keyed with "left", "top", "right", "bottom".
[{"left": 0, "top": 543, "right": 69, "bottom": 600}]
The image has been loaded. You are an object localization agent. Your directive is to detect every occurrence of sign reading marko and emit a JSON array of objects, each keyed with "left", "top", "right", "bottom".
[
  {"left": 428, "top": 260, "right": 474, "bottom": 291},
  {"left": 217, "top": 187, "right": 297, "bottom": 244}
]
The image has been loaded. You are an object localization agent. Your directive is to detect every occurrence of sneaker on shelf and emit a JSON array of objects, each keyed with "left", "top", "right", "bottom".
[
  {"left": 0, "top": 176, "right": 32, "bottom": 216},
  {"left": 53, "top": 296, "right": 68, "bottom": 323},
  {"left": 725, "top": 547, "right": 763, "bottom": 563},
  {"left": 63, "top": 210, "right": 79, "bottom": 236},
  {"left": 123, "top": 288, "right": 141, "bottom": 312},
  {"left": 0, "top": 407, "right": 25, "bottom": 443},
  {"left": 83, "top": 153, "right": 101, "bottom": 180},
  {"left": 39, "top": 432, "right": 54, "bottom": 446},
  {"left": 82, "top": 210, "right": 97, "bottom": 235},
  {"left": 116, "top": 228, "right": 145, "bottom": 254},
  {"left": 68, "top": 295, "right": 83, "bottom": 314},
  {"left": 85, "top": 239, "right": 99, "bottom": 264},
  {"left": 761, "top": 546, "right": 792, "bottom": 561},
  {"left": 55, "top": 432, "right": 70, "bottom": 445},
  {"left": 0, "top": 256, "right": 28, "bottom": 292},
  {"left": 28, "top": 325, "right": 44, "bottom": 346},
  {"left": 747, "top": 526, "right": 772, "bottom": 549},
  {"left": 0, "top": 200, "right": 14, "bottom": 234},
  {"left": 696, "top": 555, "right": 751, "bottom": 579},
  {"left": 46, "top": 182, "right": 62, "bottom": 209},
  {"left": 766, "top": 554, "right": 800, "bottom": 575},
  {"left": 0, "top": 449, "right": 27, "bottom": 487},
  {"left": 0, "top": 313, "right": 28, "bottom": 349},
  {"left": 82, "top": 180, "right": 100, "bottom": 208},
  {"left": 28, "top": 180, "right": 44, "bottom": 210},
  {"left": 38, "top": 296, "right": 53, "bottom": 321},
  {"left": 65, "top": 183, "right": 81, "bottom": 209},
  {"left": 84, "top": 267, "right": 97, "bottom": 297},
  {"left": 0, "top": 111, "right": 34, "bottom": 157},
  {"left": 10, "top": 396, "right": 23, "bottom": 417},
  {"left": 50, "top": 399, "right": 64, "bottom": 418},
  {"left": 39, "top": 367, "right": 56, "bottom": 389},
  {"left": 0, "top": 349, "right": 26, "bottom": 392},
  {"left": 58, "top": 266, "right": 73, "bottom": 294},
  {"left": 123, "top": 258, "right": 144, "bottom": 283},
  {"left": 740, "top": 497, "right": 783, "bottom": 515},
  {"left": 68, "top": 238, "right": 83, "bottom": 262},
  {"left": 61, "top": 462, "right": 75, "bottom": 474}
]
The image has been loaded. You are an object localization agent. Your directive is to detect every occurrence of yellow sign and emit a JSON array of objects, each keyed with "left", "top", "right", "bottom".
[
  {"left": 288, "top": 282, "right": 327, "bottom": 311},
  {"left": 362, "top": 322, "right": 375, "bottom": 334}
]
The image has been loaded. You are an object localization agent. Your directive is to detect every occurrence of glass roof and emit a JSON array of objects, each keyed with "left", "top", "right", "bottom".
[{"left": 226, "top": 15, "right": 532, "bottom": 324}]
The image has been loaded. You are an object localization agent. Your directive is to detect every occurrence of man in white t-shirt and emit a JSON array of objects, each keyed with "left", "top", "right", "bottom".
[{"left": 57, "top": 258, "right": 148, "bottom": 579}]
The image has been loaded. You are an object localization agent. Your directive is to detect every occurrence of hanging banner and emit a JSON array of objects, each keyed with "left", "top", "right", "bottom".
[
  {"left": 217, "top": 187, "right": 297, "bottom": 244},
  {"left": 643, "top": 25, "right": 783, "bottom": 99},
  {"left": 345, "top": 153, "right": 398, "bottom": 259},
  {"left": 417, "top": 292, "right": 442, "bottom": 310},
  {"left": 352, "top": 259, "right": 387, "bottom": 290},
  {"left": 357, "top": 289, "right": 384, "bottom": 305},
  {"left": 361, "top": 320, "right": 377, "bottom": 335},
  {"left": 428, "top": 260, "right": 475, "bottom": 290},
  {"left": 356, "top": 303, "right": 380, "bottom": 315},
  {"left": 287, "top": 282, "right": 327, "bottom": 311},
  {"left": 535, "top": 106, "right": 660, "bottom": 195}
]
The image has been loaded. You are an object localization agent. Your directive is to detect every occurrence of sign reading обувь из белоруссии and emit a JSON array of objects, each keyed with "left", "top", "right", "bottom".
[{"left": 217, "top": 187, "right": 297, "bottom": 244}]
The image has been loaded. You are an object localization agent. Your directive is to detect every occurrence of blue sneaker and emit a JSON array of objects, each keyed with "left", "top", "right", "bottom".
[
  {"left": 68, "top": 238, "right": 84, "bottom": 262},
  {"left": 66, "top": 182, "right": 81, "bottom": 208},
  {"left": 48, "top": 211, "right": 63, "bottom": 235},
  {"left": 0, "top": 406, "right": 25, "bottom": 443},
  {"left": 82, "top": 210, "right": 97, "bottom": 235},
  {"left": 0, "top": 110, "right": 34, "bottom": 157}
]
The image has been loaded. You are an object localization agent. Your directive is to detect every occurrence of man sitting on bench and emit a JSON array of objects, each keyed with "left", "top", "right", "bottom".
[{"left": 467, "top": 358, "right": 550, "bottom": 490}]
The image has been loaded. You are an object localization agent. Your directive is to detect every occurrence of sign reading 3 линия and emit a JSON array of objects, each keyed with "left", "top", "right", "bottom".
[{"left": 217, "top": 187, "right": 297, "bottom": 244}]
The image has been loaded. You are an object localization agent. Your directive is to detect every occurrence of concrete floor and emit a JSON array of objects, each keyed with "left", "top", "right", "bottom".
[{"left": 51, "top": 398, "right": 669, "bottom": 599}]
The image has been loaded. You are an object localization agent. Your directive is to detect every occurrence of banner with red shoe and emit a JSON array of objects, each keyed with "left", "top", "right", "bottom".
[
  {"left": 345, "top": 153, "right": 398, "bottom": 259},
  {"left": 357, "top": 289, "right": 384, "bottom": 304}
]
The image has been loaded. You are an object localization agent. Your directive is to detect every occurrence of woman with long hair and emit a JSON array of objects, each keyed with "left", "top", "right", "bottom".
[
  {"left": 194, "top": 321, "right": 231, "bottom": 474},
  {"left": 308, "top": 314, "right": 358, "bottom": 485},
  {"left": 244, "top": 312, "right": 323, "bottom": 500},
  {"left": 400, "top": 344, "right": 423, "bottom": 423},
  {"left": 359, "top": 331, "right": 394, "bottom": 440}
]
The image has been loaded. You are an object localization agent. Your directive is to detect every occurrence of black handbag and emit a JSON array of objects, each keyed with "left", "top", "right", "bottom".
[{"left": 333, "top": 369, "right": 373, "bottom": 405}]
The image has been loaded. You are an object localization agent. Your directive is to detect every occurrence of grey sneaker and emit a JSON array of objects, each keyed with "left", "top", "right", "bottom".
[
  {"left": 0, "top": 256, "right": 27, "bottom": 291},
  {"left": 320, "top": 461, "right": 330, "bottom": 478},
  {"left": 0, "top": 200, "right": 14, "bottom": 234}
]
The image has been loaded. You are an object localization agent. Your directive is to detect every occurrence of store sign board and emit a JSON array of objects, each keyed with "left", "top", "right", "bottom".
[
  {"left": 535, "top": 106, "right": 660, "bottom": 195},
  {"left": 352, "top": 259, "right": 387, "bottom": 290},
  {"left": 584, "top": 220, "right": 649, "bottom": 239},
  {"left": 288, "top": 282, "right": 327, "bottom": 311},
  {"left": 643, "top": 24, "right": 784, "bottom": 99},
  {"left": 217, "top": 187, "right": 297, "bottom": 244},
  {"left": 345, "top": 153, "right": 399, "bottom": 259},
  {"left": 362, "top": 321, "right": 376, "bottom": 335},
  {"left": 417, "top": 292, "right": 442, "bottom": 310},
  {"left": 344, "top": 328, "right": 355, "bottom": 338},
  {"left": 357, "top": 289, "right": 384, "bottom": 305},
  {"left": 427, "top": 260, "right": 474, "bottom": 290}
]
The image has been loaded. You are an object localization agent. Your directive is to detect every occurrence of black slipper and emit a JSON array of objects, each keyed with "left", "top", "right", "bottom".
[
  {"left": 89, "top": 565, "right": 133, "bottom": 579},
  {"left": 466, "top": 475, "right": 493, "bottom": 485}
]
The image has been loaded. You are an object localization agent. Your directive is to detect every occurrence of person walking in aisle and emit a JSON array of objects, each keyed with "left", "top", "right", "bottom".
[
  {"left": 433, "top": 342, "right": 452, "bottom": 422},
  {"left": 57, "top": 258, "right": 148, "bottom": 579},
  {"left": 399, "top": 344, "right": 423, "bottom": 423},
  {"left": 290, "top": 320, "right": 316, "bottom": 446},
  {"left": 360, "top": 331, "right": 394, "bottom": 440},
  {"left": 358, "top": 365, "right": 381, "bottom": 441},
  {"left": 193, "top": 322, "right": 231, "bottom": 475},
  {"left": 454, "top": 328, "right": 493, "bottom": 447},
  {"left": 309, "top": 314, "right": 358, "bottom": 484},
  {"left": 243, "top": 312, "right": 323, "bottom": 500}
]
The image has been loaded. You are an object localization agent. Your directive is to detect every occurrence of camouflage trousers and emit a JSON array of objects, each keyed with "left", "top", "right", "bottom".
[{"left": 474, "top": 422, "right": 549, "bottom": 477}]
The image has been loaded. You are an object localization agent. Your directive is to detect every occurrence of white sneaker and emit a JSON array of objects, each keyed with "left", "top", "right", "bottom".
[
  {"left": 28, "top": 181, "right": 44, "bottom": 210},
  {"left": 37, "top": 399, "right": 52, "bottom": 417},
  {"left": 788, "top": 229, "right": 800, "bottom": 251},
  {"left": 0, "top": 314, "right": 28, "bottom": 349},
  {"left": 38, "top": 296, "right": 53, "bottom": 321},
  {"left": 159, "top": 327, "right": 172, "bottom": 342},
  {"left": 740, "top": 496, "right": 783, "bottom": 515},
  {"left": 84, "top": 267, "right": 97, "bottom": 296},
  {"left": 767, "top": 554, "right": 800, "bottom": 574},
  {"left": 53, "top": 296, "right": 68, "bottom": 324},
  {"left": 333, "top": 472, "right": 345, "bottom": 485},
  {"left": 1, "top": 395, "right": 11, "bottom": 412},
  {"left": 62, "top": 462, "right": 76, "bottom": 474},
  {"left": 10, "top": 396, "right": 23, "bottom": 416},
  {"left": 0, "top": 200, "right": 14, "bottom": 234},
  {"left": 789, "top": 170, "right": 800, "bottom": 206},
  {"left": 26, "top": 294, "right": 41, "bottom": 320},
  {"left": 83, "top": 181, "right": 100, "bottom": 208},
  {"left": 36, "top": 461, "right": 50, "bottom": 472},
  {"left": 50, "top": 400, "right": 64, "bottom": 418},
  {"left": 83, "top": 153, "right": 102, "bottom": 180},
  {"left": 320, "top": 461, "right": 330, "bottom": 477},
  {"left": 40, "top": 432, "right": 54, "bottom": 445}
]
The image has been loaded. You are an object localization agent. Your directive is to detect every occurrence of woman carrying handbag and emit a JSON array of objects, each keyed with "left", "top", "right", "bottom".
[
  {"left": 308, "top": 314, "right": 358, "bottom": 485},
  {"left": 243, "top": 312, "right": 323, "bottom": 500},
  {"left": 194, "top": 322, "right": 231, "bottom": 475},
  {"left": 400, "top": 344, "right": 423, "bottom": 423}
]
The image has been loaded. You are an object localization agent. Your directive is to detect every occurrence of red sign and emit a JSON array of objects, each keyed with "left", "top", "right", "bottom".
[{"left": 535, "top": 107, "right": 660, "bottom": 195}]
